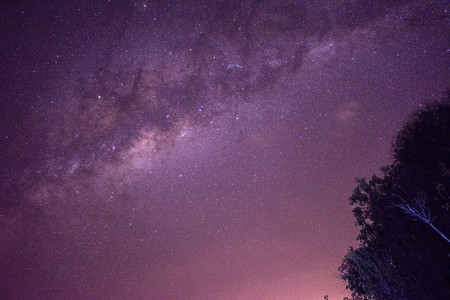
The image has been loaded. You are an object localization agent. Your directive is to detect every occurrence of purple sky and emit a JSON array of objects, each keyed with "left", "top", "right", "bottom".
[{"left": 1, "top": 1, "right": 449, "bottom": 299}]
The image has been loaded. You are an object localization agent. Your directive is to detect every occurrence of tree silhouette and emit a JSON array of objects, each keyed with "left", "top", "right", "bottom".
[{"left": 339, "top": 93, "right": 450, "bottom": 300}]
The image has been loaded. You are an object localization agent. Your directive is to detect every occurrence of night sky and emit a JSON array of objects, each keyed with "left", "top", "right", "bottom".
[{"left": 1, "top": 1, "right": 449, "bottom": 299}]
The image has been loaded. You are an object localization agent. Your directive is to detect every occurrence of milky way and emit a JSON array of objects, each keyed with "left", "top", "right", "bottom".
[{"left": 1, "top": 1, "right": 449, "bottom": 299}]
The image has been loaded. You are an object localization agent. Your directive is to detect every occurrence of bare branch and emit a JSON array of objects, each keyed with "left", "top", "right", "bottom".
[{"left": 392, "top": 193, "right": 450, "bottom": 244}]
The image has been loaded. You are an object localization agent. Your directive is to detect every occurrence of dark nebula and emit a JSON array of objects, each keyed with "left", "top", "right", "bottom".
[{"left": 1, "top": 1, "right": 448, "bottom": 299}]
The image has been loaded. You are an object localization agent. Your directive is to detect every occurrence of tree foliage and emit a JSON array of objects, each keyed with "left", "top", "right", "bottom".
[{"left": 339, "top": 93, "right": 450, "bottom": 300}]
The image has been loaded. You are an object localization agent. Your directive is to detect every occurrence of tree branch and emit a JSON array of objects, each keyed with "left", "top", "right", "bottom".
[{"left": 392, "top": 194, "right": 450, "bottom": 244}]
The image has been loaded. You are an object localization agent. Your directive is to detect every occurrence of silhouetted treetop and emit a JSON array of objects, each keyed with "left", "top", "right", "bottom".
[{"left": 339, "top": 92, "right": 450, "bottom": 300}]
